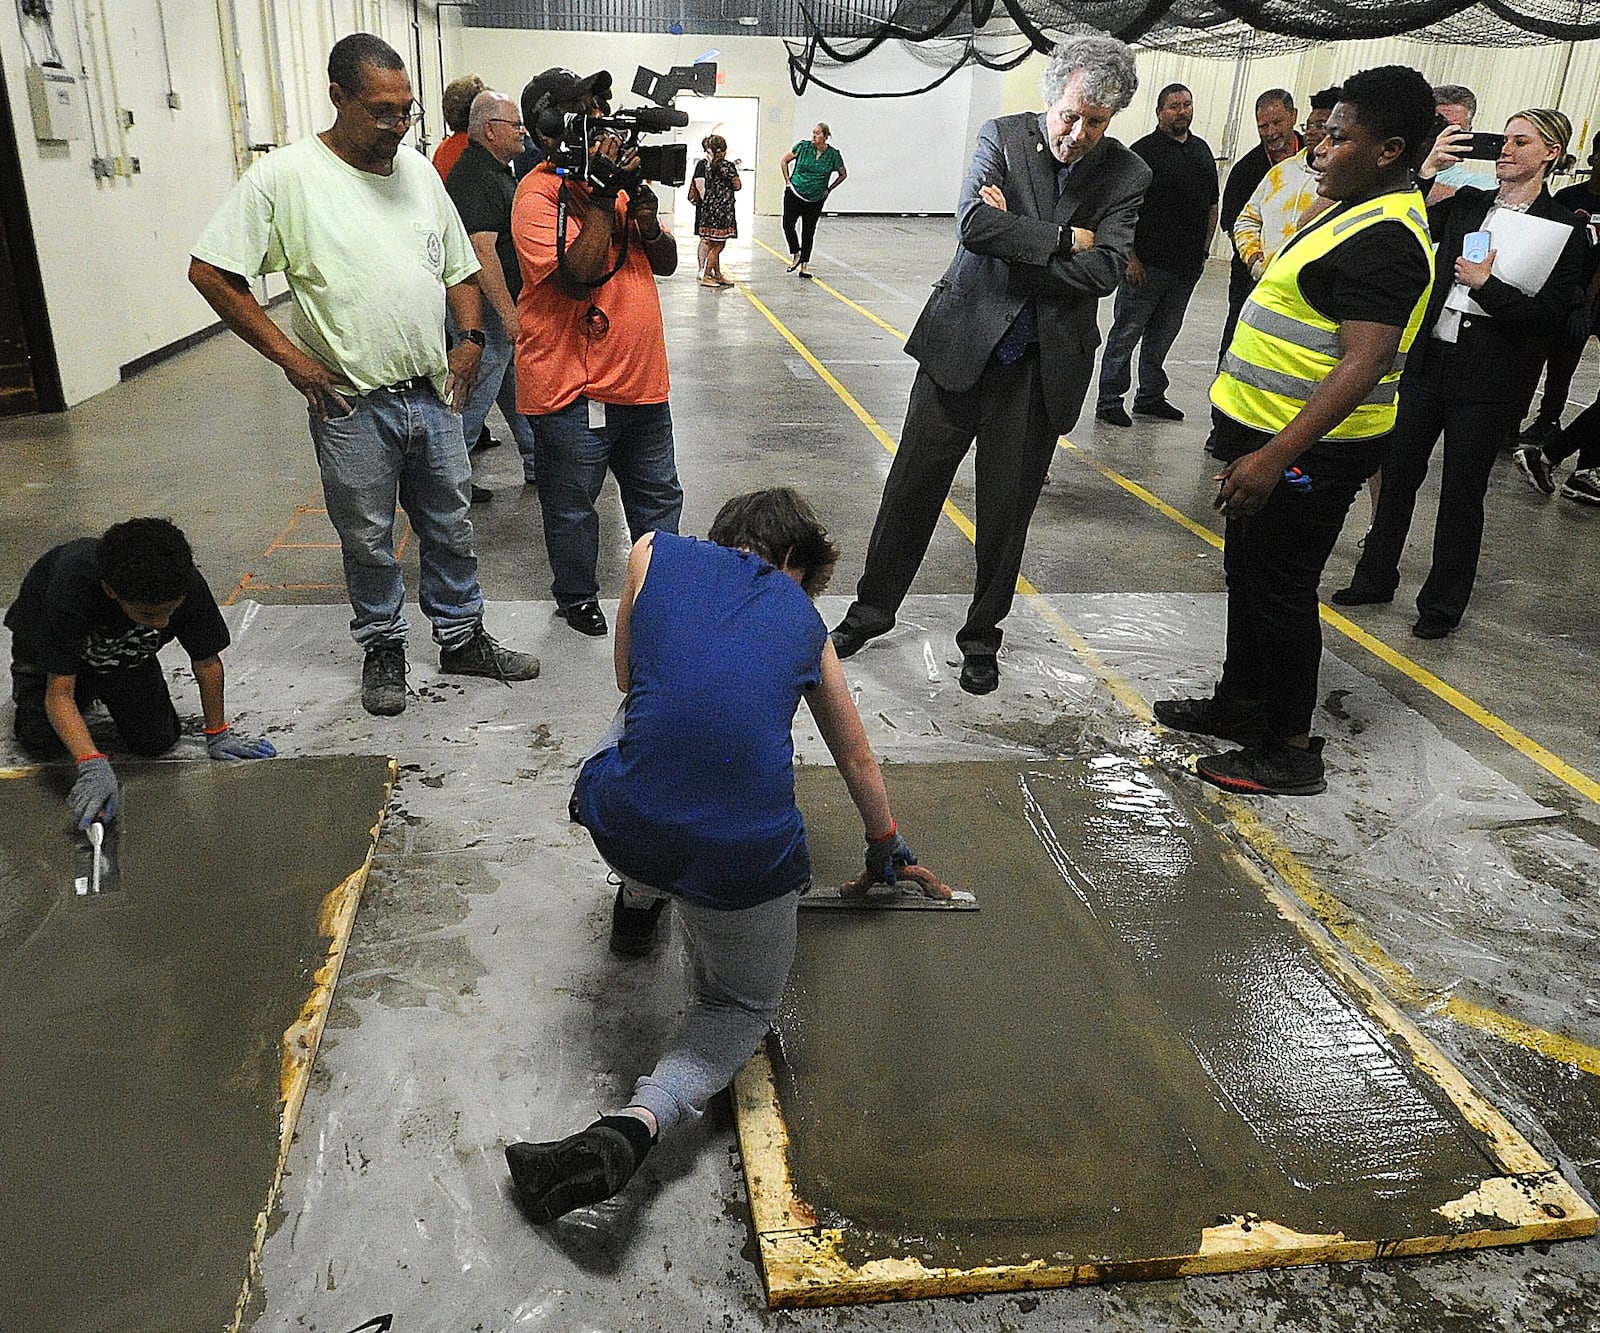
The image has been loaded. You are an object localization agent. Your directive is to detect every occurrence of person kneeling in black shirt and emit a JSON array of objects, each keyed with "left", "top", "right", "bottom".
[{"left": 5, "top": 517, "right": 275, "bottom": 828}]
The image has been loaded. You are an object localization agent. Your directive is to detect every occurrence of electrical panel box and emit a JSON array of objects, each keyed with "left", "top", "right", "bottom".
[{"left": 25, "top": 64, "right": 86, "bottom": 143}]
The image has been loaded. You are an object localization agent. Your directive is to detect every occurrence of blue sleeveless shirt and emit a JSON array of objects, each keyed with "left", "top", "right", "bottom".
[{"left": 574, "top": 533, "right": 828, "bottom": 908}]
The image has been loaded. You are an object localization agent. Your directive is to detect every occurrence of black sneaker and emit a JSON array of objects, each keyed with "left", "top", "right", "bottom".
[
  {"left": 1561, "top": 468, "right": 1600, "bottom": 505},
  {"left": 361, "top": 641, "right": 408, "bottom": 716},
  {"left": 1133, "top": 398, "right": 1185, "bottom": 421},
  {"left": 505, "top": 1114, "right": 655, "bottom": 1224},
  {"left": 610, "top": 885, "right": 668, "bottom": 957},
  {"left": 1152, "top": 694, "right": 1265, "bottom": 744},
  {"left": 1196, "top": 736, "right": 1326, "bottom": 796},
  {"left": 1514, "top": 446, "right": 1556, "bottom": 495},
  {"left": 1096, "top": 402, "right": 1133, "bottom": 427},
  {"left": 438, "top": 625, "right": 541, "bottom": 681}
]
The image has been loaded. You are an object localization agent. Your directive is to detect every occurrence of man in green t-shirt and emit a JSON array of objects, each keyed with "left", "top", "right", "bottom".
[
  {"left": 779, "top": 123, "right": 847, "bottom": 277},
  {"left": 189, "top": 33, "right": 540, "bottom": 718}
]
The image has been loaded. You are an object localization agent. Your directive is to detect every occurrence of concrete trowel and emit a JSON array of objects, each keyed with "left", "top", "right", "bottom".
[
  {"left": 73, "top": 820, "right": 120, "bottom": 896},
  {"left": 800, "top": 878, "right": 978, "bottom": 911}
]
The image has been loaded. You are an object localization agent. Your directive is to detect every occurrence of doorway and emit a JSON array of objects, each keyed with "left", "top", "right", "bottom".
[
  {"left": 673, "top": 95, "right": 759, "bottom": 278},
  {"left": 0, "top": 46, "right": 64, "bottom": 414}
]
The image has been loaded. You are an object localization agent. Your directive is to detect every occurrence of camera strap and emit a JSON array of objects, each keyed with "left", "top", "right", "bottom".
[{"left": 555, "top": 178, "right": 630, "bottom": 291}]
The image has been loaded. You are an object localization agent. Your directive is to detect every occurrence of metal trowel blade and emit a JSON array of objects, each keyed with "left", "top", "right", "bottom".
[
  {"left": 73, "top": 820, "right": 121, "bottom": 896},
  {"left": 800, "top": 884, "right": 978, "bottom": 911}
]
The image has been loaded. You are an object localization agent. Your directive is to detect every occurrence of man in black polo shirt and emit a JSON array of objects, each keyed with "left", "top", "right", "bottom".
[
  {"left": 447, "top": 89, "right": 539, "bottom": 492},
  {"left": 1095, "top": 83, "right": 1218, "bottom": 426}
]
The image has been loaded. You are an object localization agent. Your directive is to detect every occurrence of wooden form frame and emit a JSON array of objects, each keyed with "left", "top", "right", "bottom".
[{"left": 733, "top": 830, "right": 1596, "bottom": 1308}]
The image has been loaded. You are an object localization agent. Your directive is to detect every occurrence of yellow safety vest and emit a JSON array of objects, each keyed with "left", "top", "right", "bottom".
[{"left": 1211, "top": 189, "right": 1435, "bottom": 441}]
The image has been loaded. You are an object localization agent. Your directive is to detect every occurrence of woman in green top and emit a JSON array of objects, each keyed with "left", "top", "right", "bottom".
[{"left": 780, "top": 123, "right": 847, "bottom": 278}]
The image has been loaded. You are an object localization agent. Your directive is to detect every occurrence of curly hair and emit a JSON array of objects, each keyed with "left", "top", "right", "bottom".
[
  {"left": 1040, "top": 35, "right": 1137, "bottom": 112},
  {"left": 708, "top": 489, "right": 839, "bottom": 597},
  {"left": 1338, "top": 66, "right": 1438, "bottom": 172},
  {"left": 98, "top": 518, "right": 195, "bottom": 604}
]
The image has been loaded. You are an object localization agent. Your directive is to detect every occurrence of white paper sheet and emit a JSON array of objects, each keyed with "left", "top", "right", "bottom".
[{"left": 1442, "top": 207, "right": 1572, "bottom": 319}]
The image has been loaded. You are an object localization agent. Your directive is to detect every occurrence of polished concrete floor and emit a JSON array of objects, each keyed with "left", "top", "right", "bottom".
[{"left": 3, "top": 215, "right": 1600, "bottom": 1329}]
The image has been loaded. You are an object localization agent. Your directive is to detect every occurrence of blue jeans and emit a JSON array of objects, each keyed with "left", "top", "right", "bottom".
[
  {"left": 450, "top": 306, "right": 538, "bottom": 483},
  {"left": 531, "top": 398, "right": 683, "bottom": 608},
  {"left": 1096, "top": 263, "right": 1202, "bottom": 410},
  {"left": 308, "top": 383, "right": 484, "bottom": 649}
]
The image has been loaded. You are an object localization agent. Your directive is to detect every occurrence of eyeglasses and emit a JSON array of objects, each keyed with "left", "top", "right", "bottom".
[
  {"left": 356, "top": 97, "right": 421, "bottom": 130},
  {"left": 489, "top": 117, "right": 526, "bottom": 131}
]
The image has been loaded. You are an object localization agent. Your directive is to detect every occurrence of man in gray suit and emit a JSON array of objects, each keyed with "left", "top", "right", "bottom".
[{"left": 829, "top": 35, "right": 1150, "bottom": 694}]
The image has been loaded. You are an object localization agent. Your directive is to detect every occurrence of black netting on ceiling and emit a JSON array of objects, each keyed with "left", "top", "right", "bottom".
[{"left": 463, "top": 1, "right": 1600, "bottom": 94}]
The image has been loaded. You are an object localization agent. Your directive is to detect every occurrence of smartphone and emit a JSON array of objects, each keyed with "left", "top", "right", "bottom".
[
  {"left": 1464, "top": 132, "right": 1506, "bottom": 161},
  {"left": 1463, "top": 230, "right": 1492, "bottom": 264}
]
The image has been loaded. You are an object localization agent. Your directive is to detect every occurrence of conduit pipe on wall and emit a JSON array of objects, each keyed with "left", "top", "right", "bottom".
[
  {"left": 258, "top": 0, "right": 290, "bottom": 148},
  {"left": 87, "top": 0, "right": 130, "bottom": 175},
  {"left": 214, "top": 0, "right": 253, "bottom": 175},
  {"left": 65, "top": 0, "right": 106, "bottom": 171}
]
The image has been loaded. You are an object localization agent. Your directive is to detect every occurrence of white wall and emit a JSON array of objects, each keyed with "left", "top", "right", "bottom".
[
  {"left": 1, "top": 0, "right": 445, "bottom": 407},
  {"left": 6, "top": 5, "right": 1600, "bottom": 410},
  {"left": 787, "top": 41, "right": 1002, "bottom": 214}
]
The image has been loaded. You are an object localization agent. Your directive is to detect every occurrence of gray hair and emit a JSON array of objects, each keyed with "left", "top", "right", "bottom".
[
  {"left": 1433, "top": 84, "right": 1478, "bottom": 117},
  {"left": 1040, "top": 35, "right": 1138, "bottom": 112},
  {"left": 467, "top": 89, "right": 514, "bottom": 138}
]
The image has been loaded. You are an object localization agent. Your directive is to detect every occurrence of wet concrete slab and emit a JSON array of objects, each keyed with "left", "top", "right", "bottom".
[
  {"left": 0, "top": 755, "right": 393, "bottom": 1333},
  {"left": 750, "top": 757, "right": 1591, "bottom": 1303}
]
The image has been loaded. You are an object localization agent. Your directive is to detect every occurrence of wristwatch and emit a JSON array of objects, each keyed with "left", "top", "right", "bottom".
[{"left": 459, "top": 328, "right": 486, "bottom": 347}]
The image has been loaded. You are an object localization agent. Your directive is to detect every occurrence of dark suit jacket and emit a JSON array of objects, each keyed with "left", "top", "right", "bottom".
[
  {"left": 904, "top": 112, "right": 1152, "bottom": 433},
  {"left": 1407, "top": 185, "right": 1586, "bottom": 406}
]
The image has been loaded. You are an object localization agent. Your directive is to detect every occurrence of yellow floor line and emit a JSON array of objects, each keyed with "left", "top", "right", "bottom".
[{"left": 742, "top": 262, "right": 1600, "bottom": 1082}]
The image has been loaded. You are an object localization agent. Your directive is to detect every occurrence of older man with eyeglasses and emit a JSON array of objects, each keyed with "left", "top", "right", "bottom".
[
  {"left": 509, "top": 67, "right": 684, "bottom": 640},
  {"left": 445, "top": 89, "right": 540, "bottom": 499},
  {"left": 189, "top": 32, "right": 541, "bottom": 718}
]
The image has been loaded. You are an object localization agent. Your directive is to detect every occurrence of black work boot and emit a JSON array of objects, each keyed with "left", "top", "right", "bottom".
[{"left": 505, "top": 1114, "right": 655, "bottom": 1223}]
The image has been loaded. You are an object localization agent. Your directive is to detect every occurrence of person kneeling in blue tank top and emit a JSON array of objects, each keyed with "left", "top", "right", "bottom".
[{"left": 504, "top": 487, "right": 952, "bottom": 1224}]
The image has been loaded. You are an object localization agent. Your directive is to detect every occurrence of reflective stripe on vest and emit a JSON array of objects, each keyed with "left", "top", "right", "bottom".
[{"left": 1210, "top": 190, "right": 1434, "bottom": 441}]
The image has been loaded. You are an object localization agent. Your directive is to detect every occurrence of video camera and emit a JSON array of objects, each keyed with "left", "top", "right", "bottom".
[
  {"left": 536, "top": 103, "right": 692, "bottom": 189},
  {"left": 535, "top": 59, "right": 719, "bottom": 192}
]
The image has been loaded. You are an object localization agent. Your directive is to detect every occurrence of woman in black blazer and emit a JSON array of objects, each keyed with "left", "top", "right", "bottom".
[{"left": 1334, "top": 108, "right": 1587, "bottom": 638}]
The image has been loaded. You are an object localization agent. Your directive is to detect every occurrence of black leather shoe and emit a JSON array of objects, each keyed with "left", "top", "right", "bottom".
[
  {"left": 1096, "top": 403, "right": 1133, "bottom": 428},
  {"left": 829, "top": 620, "right": 880, "bottom": 660},
  {"left": 1133, "top": 398, "right": 1185, "bottom": 421},
  {"left": 1330, "top": 583, "right": 1393, "bottom": 607},
  {"left": 1411, "top": 613, "right": 1454, "bottom": 640},
  {"left": 958, "top": 653, "right": 999, "bottom": 695},
  {"left": 470, "top": 483, "right": 494, "bottom": 504},
  {"left": 558, "top": 601, "right": 608, "bottom": 636}
]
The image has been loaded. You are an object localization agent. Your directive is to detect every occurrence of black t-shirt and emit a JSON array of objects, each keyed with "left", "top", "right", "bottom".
[
  {"left": 4, "top": 538, "right": 230, "bottom": 677},
  {"left": 445, "top": 140, "right": 521, "bottom": 299},
  {"left": 1129, "top": 130, "right": 1219, "bottom": 271},
  {"left": 1212, "top": 199, "right": 1433, "bottom": 472},
  {"left": 1552, "top": 181, "right": 1600, "bottom": 289}
]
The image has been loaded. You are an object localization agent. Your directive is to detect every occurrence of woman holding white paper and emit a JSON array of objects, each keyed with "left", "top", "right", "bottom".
[{"left": 1334, "top": 108, "right": 1587, "bottom": 639}]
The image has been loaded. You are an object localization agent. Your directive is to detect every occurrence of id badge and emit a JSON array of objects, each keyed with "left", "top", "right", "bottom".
[{"left": 588, "top": 398, "right": 606, "bottom": 430}]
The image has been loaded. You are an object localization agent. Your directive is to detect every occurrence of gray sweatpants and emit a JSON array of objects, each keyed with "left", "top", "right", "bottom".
[{"left": 620, "top": 878, "right": 800, "bottom": 1136}]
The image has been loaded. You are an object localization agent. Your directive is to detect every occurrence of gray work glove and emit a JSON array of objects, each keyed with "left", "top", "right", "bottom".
[
  {"left": 70, "top": 754, "right": 119, "bottom": 828},
  {"left": 864, "top": 823, "right": 917, "bottom": 886},
  {"left": 206, "top": 726, "right": 277, "bottom": 761}
]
